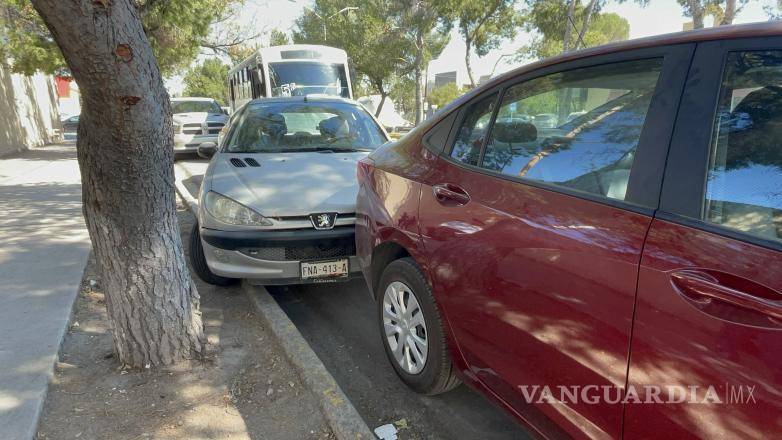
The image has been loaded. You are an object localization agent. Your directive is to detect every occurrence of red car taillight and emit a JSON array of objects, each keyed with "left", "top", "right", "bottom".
[{"left": 357, "top": 157, "right": 375, "bottom": 186}]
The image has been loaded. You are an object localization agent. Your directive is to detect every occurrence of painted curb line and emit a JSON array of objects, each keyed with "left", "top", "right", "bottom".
[
  {"left": 173, "top": 167, "right": 374, "bottom": 439},
  {"left": 244, "top": 284, "right": 375, "bottom": 440}
]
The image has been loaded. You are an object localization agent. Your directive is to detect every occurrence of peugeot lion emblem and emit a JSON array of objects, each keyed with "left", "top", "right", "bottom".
[{"left": 310, "top": 212, "right": 338, "bottom": 230}]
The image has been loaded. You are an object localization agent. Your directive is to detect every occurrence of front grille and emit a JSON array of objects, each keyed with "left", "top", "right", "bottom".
[
  {"left": 240, "top": 241, "right": 355, "bottom": 261},
  {"left": 183, "top": 123, "right": 202, "bottom": 135},
  {"left": 207, "top": 123, "right": 225, "bottom": 135}
]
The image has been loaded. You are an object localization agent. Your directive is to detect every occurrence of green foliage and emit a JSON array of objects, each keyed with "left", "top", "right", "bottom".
[
  {"left": 293, "top": 0, "right": 410, "bottom": 96},
  {"left": 183, "top": 58, "right": 230, "bottom": 104},
  {"left": 428, "top": 82, "right": 465, "bottom": 108},
  {"left": 389, "top": 74, "right": 415, "bottom": 119},
  {"left": 269, "top": 28, "right": 290, "bottom": 46},
  {"left": 0, "top": 0, "right": 240, "bottom": 75},
  {"left": 454, "top": 0, "right": 523, "bottom": 57},
  {"left": 142, "top": 0, "right": 236, "bottom": 75},
  {"left": 0, "top": 0, "right": 64, "bottom": 74},
  {"left": 519, "top": 0, "right": 629, "bottom": 60}
]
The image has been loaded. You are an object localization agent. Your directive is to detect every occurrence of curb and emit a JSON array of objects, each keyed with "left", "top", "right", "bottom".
[
  {"left": 245, "top": 284, "right": 375, "bottom": 440},
  {"left": 173, "top": 169, "right": 374, "bottom": 440},
  {"left": 173, "top": 162, "right": 199, "bottom": 212}
]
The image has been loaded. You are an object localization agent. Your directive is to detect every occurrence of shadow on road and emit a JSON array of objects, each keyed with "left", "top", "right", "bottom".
[{"left": 270, "top": 282, "right": 531, "bottom": 440}]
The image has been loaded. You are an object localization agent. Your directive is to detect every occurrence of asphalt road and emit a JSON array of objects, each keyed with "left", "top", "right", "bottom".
[
  {"left": 175, "top": 157, "right": 532, "bottom": 440},
  {"left": 269, "top": 281, "right": 531, "bottom": 440}
]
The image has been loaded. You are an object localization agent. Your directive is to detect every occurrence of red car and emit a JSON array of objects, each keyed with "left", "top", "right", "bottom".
[{"left": 356, "top": 23, "right": 782, "bottom": 439}]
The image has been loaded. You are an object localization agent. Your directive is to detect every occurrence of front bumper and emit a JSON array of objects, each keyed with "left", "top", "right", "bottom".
[
  {"left": 174, "top": 133, "right": 218, "bottom": 151},
  {"left": 200, "top": 226, "right": 361, "bottom": 285}
]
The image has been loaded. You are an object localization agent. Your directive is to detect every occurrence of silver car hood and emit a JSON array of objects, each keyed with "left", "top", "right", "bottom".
[{"left": 207, "top": 151, "right": 368, "bottom": 217}]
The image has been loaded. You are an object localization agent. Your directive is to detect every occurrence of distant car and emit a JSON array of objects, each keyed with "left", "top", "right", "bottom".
[
  {"left": 533, "top": 113, "right": 557, "bottom": 128},
  {"left": 356, "top": 23, "right": 782, "bottom": 439},
  {"left": 61, "top": 114, "right": 79, "bottom": 132},
  {"left": 566, "top": 110, "right": 587, "bottom": 122},
  {"left": 189, "top": 96, "right": 388, "bottom": 286},
  {"left": 172, "top": 97, "right": 229, "bottom": 158}
]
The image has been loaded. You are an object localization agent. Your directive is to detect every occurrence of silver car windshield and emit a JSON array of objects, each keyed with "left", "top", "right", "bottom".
[
  {"left": 225, "top": 101, "right": 387, "bottom": 153},
  {"left": 172, "top": 100, "right": 222, "bottom": 114}
]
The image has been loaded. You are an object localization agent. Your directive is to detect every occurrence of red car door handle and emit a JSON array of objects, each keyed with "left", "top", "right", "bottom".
[
  {"left": 670, "top": 269, "right": 782, "bottom": 326},
  {"left": 433, "top": 183, "right": 470, "bottom": 206}
]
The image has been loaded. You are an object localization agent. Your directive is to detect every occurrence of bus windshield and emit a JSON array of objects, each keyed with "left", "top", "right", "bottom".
[{"left": 268, "top": 62, "right": 349, "bottom": 98}]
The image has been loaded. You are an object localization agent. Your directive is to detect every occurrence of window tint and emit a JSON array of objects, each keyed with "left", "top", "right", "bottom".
[
  {"left": 450, "top": 93, "right": 498, "bottom": 166},
  {"left": 704, "top": 51, "right": 782, "bottom": 243},
  {"left": 480, "top": 59, "right": 662, "bottom": 201}
]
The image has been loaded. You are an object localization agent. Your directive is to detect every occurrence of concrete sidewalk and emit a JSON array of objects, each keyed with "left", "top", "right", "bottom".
[{"left": 0, "top": 143, "right": 90, "bottom": 440}]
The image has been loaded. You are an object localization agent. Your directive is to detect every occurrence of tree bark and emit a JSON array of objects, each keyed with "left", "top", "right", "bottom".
[
  {"left": 30, "top": 0, "right": 205, "bottom": 368},
  {"left": 574, "top": 0, "right": 598, "bottom": 50},
  {"left": 374, "top": 83, "right": 387, "bottom": 118},
  {"left": 465, "top": 37, "right": 476, "bottom": 88},
  {"left": 687, "top": 0, "right": 706, "bottom": 29},
  {"left": 414, "top": 28, "right": 425, "bottom": 126},
  {"left": 721, "top": 0, "right": 737, "bottom": 25},
  {"left": 563, "top": 0, "right": 577, "bottom": 52}
]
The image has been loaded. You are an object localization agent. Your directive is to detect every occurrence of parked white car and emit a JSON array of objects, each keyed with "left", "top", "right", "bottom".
[
  {"left": 172, "top": 97, "right": 229, "bottom": 158},
  {"left": 189, "top": 96, "right": 389, "bottom": 286}
]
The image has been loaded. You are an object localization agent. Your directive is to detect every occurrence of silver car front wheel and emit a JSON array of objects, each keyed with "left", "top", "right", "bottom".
[{"left": 383, "top": 280, "right": 428, "bottom": 375}]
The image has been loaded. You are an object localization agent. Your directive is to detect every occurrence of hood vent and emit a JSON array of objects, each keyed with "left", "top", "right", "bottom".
[
  {"left": 229, "top": 158, "right": 246, "bottom": 168},
  {"left": 244, "top": 157, "right": 260, "bottom": 167}
]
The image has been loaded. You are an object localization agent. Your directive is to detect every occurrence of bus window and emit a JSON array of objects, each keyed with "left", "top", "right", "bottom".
[{"left": 268, "top": 61, "right": 349, "bottom": 98}]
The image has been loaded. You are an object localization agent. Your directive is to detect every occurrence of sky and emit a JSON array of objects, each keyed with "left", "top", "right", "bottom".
[{"left": 167, "top": 0, "right": 778, "bottom": 94}]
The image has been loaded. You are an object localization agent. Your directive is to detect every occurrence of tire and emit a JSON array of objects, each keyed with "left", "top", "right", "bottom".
[
  {"left": 377, "top": 257, "right": 461, "bottom": 395},
  {"left": 189, "top": 223, "right": 237, "bottom": 286}
]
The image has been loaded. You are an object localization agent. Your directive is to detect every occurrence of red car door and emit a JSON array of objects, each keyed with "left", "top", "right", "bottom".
[
  {"left": 417, "top": 46, "right": 693, "bottom": 439},
  {"left": 625, "top": 39, "right": 782, "bottom": 438}
]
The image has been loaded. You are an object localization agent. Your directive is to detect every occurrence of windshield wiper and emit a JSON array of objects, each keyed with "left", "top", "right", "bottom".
[{"left": 315, "top": 146, "right": 372, "bottom": 153}]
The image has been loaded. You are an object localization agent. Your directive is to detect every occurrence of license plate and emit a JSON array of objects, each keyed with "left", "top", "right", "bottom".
[{"left": 301, "top": 259, "right": 349, "bottom": 279}]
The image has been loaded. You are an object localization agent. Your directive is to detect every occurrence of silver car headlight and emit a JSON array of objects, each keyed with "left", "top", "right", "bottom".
[{"left": 204, "top": 191, "right": 272, "bottom": 226}]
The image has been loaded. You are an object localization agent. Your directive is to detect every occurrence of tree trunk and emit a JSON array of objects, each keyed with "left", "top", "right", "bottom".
[
  {"left": 721, "top": 0, "right": 737, "bottom": 25},
  {"left": 30, "top": 0, "right": 205, "bottom": 368},
  {"left": 688, "top": 0, "right": 705, "bottom": 28},
  {"left": 563, "top": 0, "right": 577, "bottom": 52},
  {"left": 375, "top": 88, "right": 387, "bottom": 118},
  {"left": 574, "top": 0, "right": 598, "bottom": 50},
  {"left": 465, "top": 37, "right": 476, "bottom": 88},
  {"left": 414, "top": 29, "right": 425, "bottom": 126}
]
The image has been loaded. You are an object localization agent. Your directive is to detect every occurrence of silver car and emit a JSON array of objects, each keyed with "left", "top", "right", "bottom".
[
  {"left": 189, "top": 96, "right": 389, "bottom": 286},
  {"left": 172, "top": 97, "right": 229, "bottom": 158}
]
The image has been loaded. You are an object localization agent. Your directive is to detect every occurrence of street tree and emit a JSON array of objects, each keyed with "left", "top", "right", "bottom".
[
  {"left": 28, "top": 0, "right": 205, "bottom": 368},
  {"left": 269, "top": 28, "right": 291, "bottom": 46},
  {"left": 396, "top": 0, "right": 452, "bottom": 124},
  {"left": 1, "top": 0, "right": 249, "bottom": 75},
  {"left": 520, "top": 0, "right": 630, "bottom": 60},
  {"left": 184, "top": 58, "right": 230, "bottom": 104},
  {"left": 677, "top": 0, "right": 748, "bottom": 29},
  {"left": 428, "top": 82, "right": 466, "bottom": 108},
  {"left": 389, "top": 74, "right": 416, "bottom": 121},
  {"left": 450, "top": 0, "right": 523, "bottom": 87},
  {"left": 293, "top": 0, "right": 411, "bottom": 116}
]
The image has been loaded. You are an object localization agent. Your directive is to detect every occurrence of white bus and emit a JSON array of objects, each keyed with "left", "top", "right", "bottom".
[{"left": 228, "top": 44, "right": 352, "bottom": 109}]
